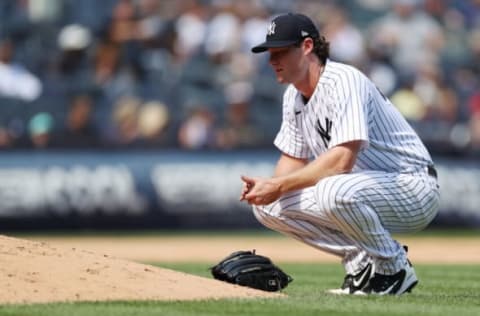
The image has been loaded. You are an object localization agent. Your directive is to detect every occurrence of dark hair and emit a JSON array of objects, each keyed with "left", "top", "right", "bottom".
[
  {"left": 293, "top": 35, "right": 330, "bottom": 64},
  {"left": 312, "top": 36, "right": 329, "bottom": 64}
]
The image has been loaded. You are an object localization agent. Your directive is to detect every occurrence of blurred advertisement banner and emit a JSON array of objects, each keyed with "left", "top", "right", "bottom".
[
  {"left": 0, "top": 151, "right": 478, "bottom": 229},
  {"left": 0, "top": 165, "right": 146, "bottom": 217}
]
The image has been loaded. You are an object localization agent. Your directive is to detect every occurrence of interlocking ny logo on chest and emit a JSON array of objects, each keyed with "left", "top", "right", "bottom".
[{"left": 315, "top": 117, "right": 332, "bottom": 147}]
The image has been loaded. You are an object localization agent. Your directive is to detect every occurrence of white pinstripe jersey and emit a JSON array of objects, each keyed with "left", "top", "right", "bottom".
[{"left": 274, "top": 60, "right": 433, "bottom": 173}]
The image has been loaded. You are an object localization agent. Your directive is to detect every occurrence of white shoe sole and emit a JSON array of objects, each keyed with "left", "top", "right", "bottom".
[
  {"left": 326, "top": 288, "right": 350, "bottom": 295},
  {"left": 327, "top": 288, "right": 369, "bottom": 295}
]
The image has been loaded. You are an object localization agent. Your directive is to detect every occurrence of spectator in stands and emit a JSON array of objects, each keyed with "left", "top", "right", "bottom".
[
  {"left": 107, "top": 0, "right": 138, "bottom": 44},
  {"left": 0, "top": 38, "right": 42, "bottom": 101},
  {"left": 56, "top": 24, "right": 93, "bottom": 80},
  {"left": 367, "top": 0, "right": 444, "bottom": 77},
  {"left": 468, "top": 27, "right": 480, "bottom": 76},
  {"left": 136, "top": 0, "right": 163, "bottom": 43},
  {"left": 322, "top": 5, "right": 366, "bottom": 66},
  {"left": 413, "top": 60, "right": 458, "bottom": 123},
  {"left": 98, "top": 0, "right": 144, "bottom": 95},
  {"left": 238, "top": 2, "right": 269, "bottom": 54},
  {"left": 390, "top": 82, "right": 427, "bottom": 122},
  {"left": 93, "top": 41, "right": 137, "bottom": 102},
  {"left": 135, "top": 0, "right": 180, "bottom": 100},
  {"left": 136, "top": 100, "right": 171, "bottom": 147},
  {"left": 216, "top": 81, "right": 263, "bottom": 149},
  {"left": 174, "top": 0, "right": 209, "bottom": 63},
  {"left": 453, "top": 0, "right": 480, "bottom": 29},
  {"left": 468, "top": 91, "right": 480, "bottom": 153},
  {"left": 106, "top": 96, "right": 141, "bottom": 146},
  {"left": 53, "top": 94, "right": 99, "bottom": 148},
  {"left": 0, "top": 126, "right": 13, "bottom": 149},
  {"left": 28, "top": 112, "right": 54, "bottom": 148},
  {"left": 440, "top": 6, "right": 471, "bottom": 67},
  {"left": 177, "top": 104, "right": 216, "bottom": 149},
  {"left": 0, "top": 0, "right": 477, "bottom": 155}
]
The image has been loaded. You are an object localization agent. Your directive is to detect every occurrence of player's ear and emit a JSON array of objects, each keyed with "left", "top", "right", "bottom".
[{"left": 302, "top": 37, "right": 314, "bottom": 55}]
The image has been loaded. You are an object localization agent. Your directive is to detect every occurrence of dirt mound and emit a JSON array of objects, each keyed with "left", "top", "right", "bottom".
[{"left": 0, "top": 235, "right": 281, "bottom": 304}]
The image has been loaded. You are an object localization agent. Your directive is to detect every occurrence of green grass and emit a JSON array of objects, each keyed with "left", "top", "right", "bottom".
[
  {"left": 8, "top": 227, "right": 480, "bottom": 239},
  {"left": 0, "top": 263, "right": 478, "bottom": 316}
]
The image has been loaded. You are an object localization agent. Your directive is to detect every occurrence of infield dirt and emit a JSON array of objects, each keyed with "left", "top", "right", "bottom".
[
  {"left": 35, "top": 234, "right": 480, "bottom": 264},
  {"left": 0, "top": 235, "right": 281, "bottom": 304},
  {"left": 1, "top": 233, "right": 478, "bottom": 304}
]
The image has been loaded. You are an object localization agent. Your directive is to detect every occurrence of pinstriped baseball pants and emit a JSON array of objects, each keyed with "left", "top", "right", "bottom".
[{"left": 252, "top": 170, "right": 440, "bottom": 275}]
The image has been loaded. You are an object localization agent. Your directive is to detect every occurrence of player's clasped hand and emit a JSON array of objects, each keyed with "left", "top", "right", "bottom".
[{"left": 239, "top": 175, "right": 281, "bottom": 205}]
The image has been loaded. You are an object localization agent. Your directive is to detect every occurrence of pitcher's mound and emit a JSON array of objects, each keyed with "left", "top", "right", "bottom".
[{"left": 0, "top": 235, "right": 282, "bottom": 304}]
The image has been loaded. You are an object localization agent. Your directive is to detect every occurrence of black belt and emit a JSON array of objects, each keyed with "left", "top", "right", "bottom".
[{"left": 427, "top": 165, "right": 437, "bottom": 179}]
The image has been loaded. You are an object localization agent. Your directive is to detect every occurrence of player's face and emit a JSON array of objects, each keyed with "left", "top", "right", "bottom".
[{"left": 268, "top": 44, "right": 307, "bottom": 84}]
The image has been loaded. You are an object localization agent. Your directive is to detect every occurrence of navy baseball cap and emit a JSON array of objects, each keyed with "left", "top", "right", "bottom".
[{"left": 251, "top": 13, "right": 319, "bottom": 53}]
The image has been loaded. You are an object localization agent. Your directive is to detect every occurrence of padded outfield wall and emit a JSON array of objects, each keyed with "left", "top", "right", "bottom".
[{"left": 0, "top": 150, "right": 478, "bottom": 230}]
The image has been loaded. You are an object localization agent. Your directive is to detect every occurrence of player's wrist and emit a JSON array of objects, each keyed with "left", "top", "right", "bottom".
[{"left": 272, "top": 177, "right": 287, "bottom": 195}]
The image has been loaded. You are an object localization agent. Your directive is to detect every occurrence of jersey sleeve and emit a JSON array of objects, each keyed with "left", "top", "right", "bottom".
[
  {"left": 274, "top": 86, "right": 312, "bottom": 159},
  {"left": 328, "top": 69, "right": 370, "bottom": 149}
]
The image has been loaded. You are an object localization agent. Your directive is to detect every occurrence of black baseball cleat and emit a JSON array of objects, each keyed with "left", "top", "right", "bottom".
[
  {"left": 356, "top": 259, "right": 418, "bottom": 295},
  {"left": 327, "top": 263, "right": 374, "bottom": 295}
]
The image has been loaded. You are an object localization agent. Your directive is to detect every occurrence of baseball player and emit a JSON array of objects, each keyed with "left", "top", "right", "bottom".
[{"left": 240, "top": 13, "right": 440, "bottom": 295}]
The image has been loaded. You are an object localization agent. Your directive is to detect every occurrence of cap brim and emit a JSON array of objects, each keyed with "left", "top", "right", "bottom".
[{"left": 251, "top": 40, "right": 299, "bottom": 53}]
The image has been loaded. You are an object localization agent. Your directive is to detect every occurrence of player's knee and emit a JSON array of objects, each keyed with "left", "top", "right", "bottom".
[{"left": 252, "top": 205, "right": 282, "bottom": 229}]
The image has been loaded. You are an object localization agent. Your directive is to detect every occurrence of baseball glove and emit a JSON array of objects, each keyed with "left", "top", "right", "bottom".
[{"left": 210, "top": 250, "right": 293, "bottom": 292}]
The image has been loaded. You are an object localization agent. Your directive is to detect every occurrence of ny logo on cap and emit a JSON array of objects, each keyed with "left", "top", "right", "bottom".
[{"left": 267, "top": 21, "right": 276, "bottom": 35}]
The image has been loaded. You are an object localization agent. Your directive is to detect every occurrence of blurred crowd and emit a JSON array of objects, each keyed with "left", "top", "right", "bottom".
[{"left": 0, "top": 0, "right": 479, "bottom": 156}]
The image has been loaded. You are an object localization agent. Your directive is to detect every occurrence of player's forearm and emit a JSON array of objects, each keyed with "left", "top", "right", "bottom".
[
  {"left": 275, "top": 144, "right": 357, "bottom": 193},
  {"left": 273, "top": 153, "right": 309, "bottom": 177}
]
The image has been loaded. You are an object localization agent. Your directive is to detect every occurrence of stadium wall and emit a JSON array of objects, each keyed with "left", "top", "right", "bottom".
[{"left": 0, "top": 150, "right": 478, "bottom": 230}]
